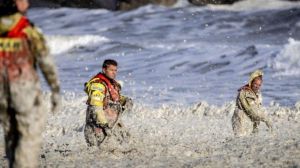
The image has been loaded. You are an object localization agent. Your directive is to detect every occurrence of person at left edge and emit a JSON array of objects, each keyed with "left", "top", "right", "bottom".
[{"left": 0, "top": 0, "right": 61, "bottom": 167}]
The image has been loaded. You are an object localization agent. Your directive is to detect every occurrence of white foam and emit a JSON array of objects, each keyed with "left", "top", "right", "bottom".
[
  {"left": 272, "top": 38, "right": 300, "bottom": 76},
  {"left": 46, "top": 35, "right": 110, "bottom": 55},
  {"left": 207, "top": 0, "right": 300, "bottom": 11},
  {"left": 42, "top": 93, "right": 300, "bottom": 144},
  {"left": 1, "top": 93, "right": 299, "bottom": 166}
]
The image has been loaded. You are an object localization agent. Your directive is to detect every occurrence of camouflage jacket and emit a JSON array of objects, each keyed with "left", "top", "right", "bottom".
[
  {"left": 0, "top": 13, "right": 59, "bottom": 92},
  {"left": 235, "top": 85, "right": 266, "bottom": 122}
]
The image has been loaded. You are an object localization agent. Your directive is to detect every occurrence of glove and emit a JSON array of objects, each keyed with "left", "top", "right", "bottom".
[
  {"left": 252, "top": 121, "right": 260, "bottom": 134},
  {"left": 260, "top": 112, "right": 273, "bottom": 133},
  {"left": 120, "top": 96, "right": 133, "bottom": 112},
  {"left": 265, "top": 120, "right": 273, "bottom": 133},
  {"left": 51, "top": 92, "right": 61, "bottom": 114}
]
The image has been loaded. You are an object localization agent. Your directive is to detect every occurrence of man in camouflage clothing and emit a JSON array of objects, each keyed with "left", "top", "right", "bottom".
[
  {"left": 232, "top": 70, "right": 273, "bottom": 136},
  {"left": 0, "top": 0, "right": 60, "bottom": 167},
  {"left": 84, "top": 59, "right": 132, "bottom": 147}
]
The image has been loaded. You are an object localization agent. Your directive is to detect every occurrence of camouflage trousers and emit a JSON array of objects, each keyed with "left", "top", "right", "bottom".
[
  {"left": 0, "top": 80, "right": 45, "bottom": 168},
  {"left": 84, "top": 106, "right": 106, "bottom": 146},
  {"left": 84, "top": 106, "right": 130, "bottom": 147},
  {"left": 232, "top": 108, "right": 259, "bottom": 137}
]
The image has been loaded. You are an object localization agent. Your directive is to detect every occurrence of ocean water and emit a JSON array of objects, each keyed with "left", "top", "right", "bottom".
[
  {"left": 29, "top": 0, "right": 300, "bottom": 106},
  {"left": 1, "top": 0, "right": 300, "bottom": 167}
]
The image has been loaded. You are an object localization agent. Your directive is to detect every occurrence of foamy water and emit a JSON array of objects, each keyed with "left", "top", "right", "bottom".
[{"left": 2, "top": 94, "right": 299, "bottom": 167}]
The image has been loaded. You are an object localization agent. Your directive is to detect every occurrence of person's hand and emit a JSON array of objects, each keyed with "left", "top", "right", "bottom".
[
  {"left": 103, "top": 125, "right": 112, "bottom": 137},
  {"left": 51, "top": 92, "right": 61, "bottom": 114},
  {"left": 122, "top": 97, "right": 133, "bottom": 112},
  {"left": 265, "top": 119, "right": 273, "bottom": 133}
]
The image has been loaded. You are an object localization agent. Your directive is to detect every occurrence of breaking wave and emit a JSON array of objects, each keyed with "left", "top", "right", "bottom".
[
  {"left": 46, "top": 35, "right": 110, "bottom": 55},
  {"left": 271, "top": 38, "right": 300, "bottom": 76},
  {"left": 207, "top": 0, "right": 300, "bottom": 11}
]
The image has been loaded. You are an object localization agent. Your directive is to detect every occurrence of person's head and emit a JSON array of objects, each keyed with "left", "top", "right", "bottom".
[
  {"left": 248, "top": 70, "right": 263, "bottom": 93},
  {"left": 15, "top": 0, "right": 29, "bottom": 14},
  {"left": 102, "top": 59, "right": 118, "bottom": 80},
  {"left": 0, "top": 0, "right": 29, "bottom": 16},
  {"left": 251, "top": 76, "right": 262, "bottom": 93}
]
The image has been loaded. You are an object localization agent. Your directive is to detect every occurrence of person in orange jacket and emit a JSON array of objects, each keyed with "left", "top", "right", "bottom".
[
  {"left": 0, "top": 0, "right": 60, "bottom": 167},
  {"left": 84, "top": 59, "right": 132, "bottom": 146}
]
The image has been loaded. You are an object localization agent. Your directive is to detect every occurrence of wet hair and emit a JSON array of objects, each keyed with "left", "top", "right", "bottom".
[
  {"left": 251, "top": 76, "right": 263, "bottom": 85},
  {"left": 0, "top": 0, "right": 18, "bottom": 16},
  {"left": 102, "top": 59, "right": 118, "bottom": 69},
  {"left": 254, "top": 76, "right": 262, "bottom": 81}
]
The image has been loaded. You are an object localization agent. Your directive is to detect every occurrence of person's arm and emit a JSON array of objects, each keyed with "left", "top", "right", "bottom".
[
  {"left": 256, "top": 93, "right": 273, "bottom": 130},
  {"left": 86, "top": 82, "right": 108, "bottom": 126},
  {"left": 240, "top": 90, "right": 273, "bottom": 131},
  {"left": 24, "top": 25, "right": 60, "bottom": 112},
  {"left": 25, "top": 26, "right": 59, "bottom": 93},
  {"left": 87, "top": 82, "right": 106, "bottom": 106},
  {"left": 239, "top": 90, "right": 267, "bottom": 122}
]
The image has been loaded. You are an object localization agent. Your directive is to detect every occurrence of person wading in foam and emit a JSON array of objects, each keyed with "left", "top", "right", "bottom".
[
  {"left": 232, "top": 70, "right": 273, "bottom": 136},
  {"left": 84, "top": 59, "right": 133, "bottom": 147}
]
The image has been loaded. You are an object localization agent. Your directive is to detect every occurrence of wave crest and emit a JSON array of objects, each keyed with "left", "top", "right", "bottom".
[
  {"left": 46, "top": 35, "right": 109, "bottom": 55},
  {"left": 272, "top": 38, "right": 300, "bottom": 76}
]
